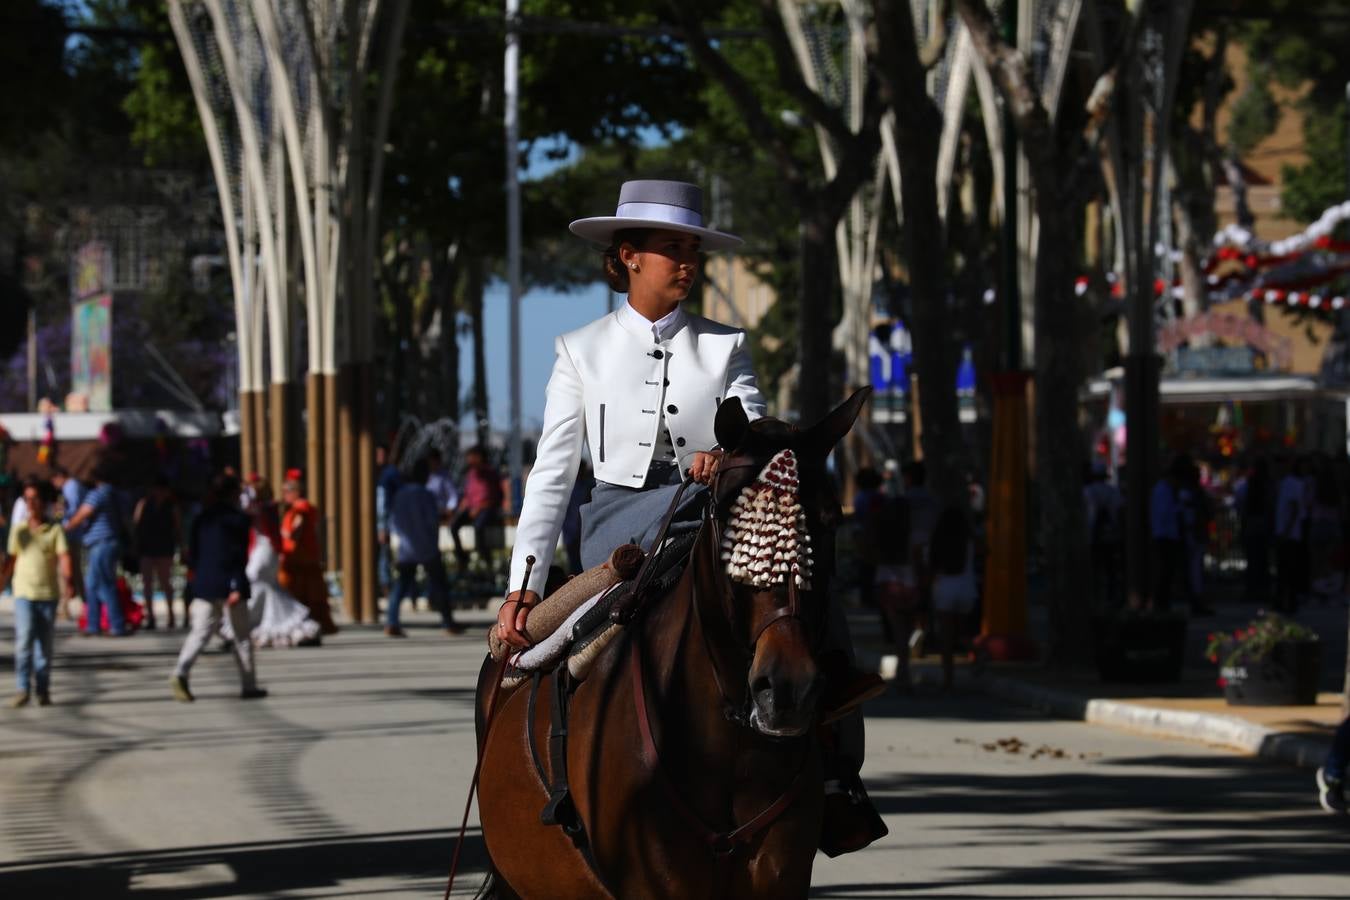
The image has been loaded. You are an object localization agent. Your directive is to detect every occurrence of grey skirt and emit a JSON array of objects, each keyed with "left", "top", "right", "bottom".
[{"left": 578, "top": 462, "right": 708, "bottom": 571}]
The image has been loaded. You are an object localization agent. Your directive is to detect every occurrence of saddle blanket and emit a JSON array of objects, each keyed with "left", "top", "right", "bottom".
[{"left": 508, "top": 585, "right": 612, "bottom": 673}]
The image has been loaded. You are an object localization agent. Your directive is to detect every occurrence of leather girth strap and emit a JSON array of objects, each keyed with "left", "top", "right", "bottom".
[
  {"left": 525, "top": 666, "right": 614, "bottom": 896},
  {"left": 539, "top": 667, "right": 582, "bottom": 834}
]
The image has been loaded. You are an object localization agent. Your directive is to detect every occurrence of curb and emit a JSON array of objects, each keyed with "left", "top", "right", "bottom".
[{"left": 978, "top": 674, "right": 1329, "bottom": 770}]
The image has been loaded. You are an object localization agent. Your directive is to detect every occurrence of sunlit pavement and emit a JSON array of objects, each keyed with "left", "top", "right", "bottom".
[{"left": 0, "top": 605, "right": 1345, "bottom": 899}]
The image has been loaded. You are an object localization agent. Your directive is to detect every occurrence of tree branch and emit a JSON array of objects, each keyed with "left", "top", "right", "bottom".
[
  {"left": 757, "top": 0, "right": 855, "bottom": 143},
  {"left": 953, "top": 0, "right": 1054, "bottom": 172},
  {"left": 667, "top": 3, "right": 809, "bottom": 194},
  {"left": 1201, "top": 26, "right": 1228, "bottom": 161},
  {"left": 820, "top": 74, "right": 885, "bottom": 220}
]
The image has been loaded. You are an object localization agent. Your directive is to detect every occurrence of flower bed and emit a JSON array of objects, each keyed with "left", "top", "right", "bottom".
[{"left": 1206, "top": 614, "right": 1321, "bottom": 706}]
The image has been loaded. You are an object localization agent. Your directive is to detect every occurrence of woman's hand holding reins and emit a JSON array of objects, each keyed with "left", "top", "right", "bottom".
[
  {"left": 687, "top": 450, "right": 723, "bottom": 485},
  {"left": 497, "top": 590, "right": 540, "bottom": 649}
]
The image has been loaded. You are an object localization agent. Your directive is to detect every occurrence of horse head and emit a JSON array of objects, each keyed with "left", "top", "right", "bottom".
[{"left": 709, "top": 388, "right": 871, "bottom": 738}]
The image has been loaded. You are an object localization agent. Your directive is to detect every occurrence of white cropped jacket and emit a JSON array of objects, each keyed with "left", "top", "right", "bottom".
[{"left": 507, "top": 308, "right": 766, "bottom": 595}]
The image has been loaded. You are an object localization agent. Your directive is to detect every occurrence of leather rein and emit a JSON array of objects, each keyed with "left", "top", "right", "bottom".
[{"left": 626, "top": 452, "right": 813, "bottom": 858}]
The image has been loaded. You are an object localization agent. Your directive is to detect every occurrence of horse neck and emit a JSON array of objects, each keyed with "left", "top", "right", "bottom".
[{"left": 639, "top": 524, "right": 746, "bottom": 761}]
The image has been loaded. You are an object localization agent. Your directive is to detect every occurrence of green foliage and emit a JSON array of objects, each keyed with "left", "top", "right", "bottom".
[
  {"left": 123, "top": 41, "right": 202, "bottom": 168},
  {"left": 1230, "top": 0, "right": 1350, "bottom": 223},
  {"left": 385, "top": 0, "right": 705, "bottom": 262},
  {"left": 1227, "top": 62, "right": 1278, "bottom": 156},
  {"left": 1205, "top": 612, "right": 1317, "bottom": 669},
  {"left": 1281, "top": 106, "right": 1347, "bottom": 223}
]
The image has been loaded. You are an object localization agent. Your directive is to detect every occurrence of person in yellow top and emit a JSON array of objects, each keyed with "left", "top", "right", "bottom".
[{"left": 2, "top": 478, "right": 74, "bottom": 707}]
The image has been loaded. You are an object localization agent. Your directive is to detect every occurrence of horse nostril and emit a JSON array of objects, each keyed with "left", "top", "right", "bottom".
[
  {"left": 800, "top": 674, "right": 824, "bottom": 709},
  {"left": 751, "top": 676, "right": 773, "bottom": 704}
]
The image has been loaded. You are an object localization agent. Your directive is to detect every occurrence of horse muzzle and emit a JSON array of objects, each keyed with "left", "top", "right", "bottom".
[{"left": 748, "top": 672, "right": 822, "bottom": 738}]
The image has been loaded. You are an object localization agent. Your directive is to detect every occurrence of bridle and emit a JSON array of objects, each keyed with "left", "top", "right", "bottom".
[
  {"left": 627, "top": 448, "right": 818, "bottom": 861},
  {"left": 697, "top": 449, "right": 826, "bottom": 724}
]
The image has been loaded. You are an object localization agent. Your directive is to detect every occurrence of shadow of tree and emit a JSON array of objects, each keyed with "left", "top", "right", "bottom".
[
  {"left": 847, "top": 759, "right": 1348, "bottom": 894},
  {"left": 0, "top": 829, "right": 489, "bottom": 899}
]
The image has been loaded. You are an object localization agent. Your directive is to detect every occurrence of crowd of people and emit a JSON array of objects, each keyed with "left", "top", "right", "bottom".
[
  {"left": 0, "top": 462, "right": 343, "bottom": 706},
  {"left": 1077, "top": 450, "right": 1350, "bottom": 615},
  {"left": 0, "top": 438, "right": 516, "bottom": 706},
  {"left": 377, "top": 443, "right": 505, "bottom": 637}
]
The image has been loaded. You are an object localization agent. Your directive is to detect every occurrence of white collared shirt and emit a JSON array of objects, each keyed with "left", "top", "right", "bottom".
[
  {"left": 508, "top": 308, "right": 766, "bottom": 595},
  {"left": 620, "top": 301, "right": 684, "bottom": 461},
  {"left": 619, "top": 300, "right": 685, "bottom": 343}
]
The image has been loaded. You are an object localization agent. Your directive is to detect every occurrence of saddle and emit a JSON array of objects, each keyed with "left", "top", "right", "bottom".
[
  {"left": 493, "top": 530, "right": 698, "bottom": 690},
  {"left": 525, "top": 527, "right": 701, "bottom": 847}
]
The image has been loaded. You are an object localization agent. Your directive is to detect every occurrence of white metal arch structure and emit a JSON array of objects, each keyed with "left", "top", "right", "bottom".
[
  {"left": 778, "top": 0, "right": 889, "bottom": 394},
  {"left": 931, "top": 1, "right": 1098, "bottom": 364},
  {"left": 167, "top": 0, "right": 256, "bottom": 469},
  {"left": 202, "top": 0, "right": 290, "bottom": 403},
  {"left": 248, "top": 0, "right": 322, "bottom": 378},
  {"left": 935, "top": 25, "right": 1005, "bottom": 224}
]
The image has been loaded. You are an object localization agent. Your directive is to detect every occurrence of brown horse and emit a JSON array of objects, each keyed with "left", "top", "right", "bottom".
[{"left": 474, "top": 389, "right": 871, "bottom": 899}]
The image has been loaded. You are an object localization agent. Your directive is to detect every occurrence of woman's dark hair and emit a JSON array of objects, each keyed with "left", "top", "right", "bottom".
[
  {"left": 602, "top": 228, "right": 652, "bottom": 293},
  {"left": 254, "top": 503, "right": 282, "bottom": 547}
]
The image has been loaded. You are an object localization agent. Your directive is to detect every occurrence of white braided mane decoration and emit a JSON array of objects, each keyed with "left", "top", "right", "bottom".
[{"left": 720, "top": 449, "right": 814, "bottom": 590}]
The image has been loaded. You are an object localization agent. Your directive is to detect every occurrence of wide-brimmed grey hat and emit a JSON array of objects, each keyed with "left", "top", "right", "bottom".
[{"left": 569, "top": 179, "right": 743, "bottom": 252}]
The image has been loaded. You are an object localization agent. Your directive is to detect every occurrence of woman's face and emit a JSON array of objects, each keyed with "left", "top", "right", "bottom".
[{"left": 620, "top": 229, "right": 701, "bottom": 303}]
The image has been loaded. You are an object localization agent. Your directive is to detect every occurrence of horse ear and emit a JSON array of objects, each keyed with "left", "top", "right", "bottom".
[
  {"left": 714, "top": 396, "right": 750, "bottom": 452},
  {"left": 805, "top": 387, "right": 872, "bottom": 455}
]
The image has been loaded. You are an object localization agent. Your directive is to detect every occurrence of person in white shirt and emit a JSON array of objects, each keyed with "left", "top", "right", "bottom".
[
  {"left": 497, "top": 180, "right": 764, "bottom": 644},
  {"left": 494, "top": 179, "right": 884, "bottom": 856},
  {"left": 10, "top": 493, "right": 30, "bottom": 530}
]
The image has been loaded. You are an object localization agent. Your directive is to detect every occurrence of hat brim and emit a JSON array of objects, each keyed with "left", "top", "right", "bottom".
[{"left": 569, "top": 217, "right": 743, "bottom": 252}]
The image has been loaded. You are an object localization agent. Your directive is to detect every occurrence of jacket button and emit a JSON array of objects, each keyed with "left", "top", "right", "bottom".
[
  {"left": 667, "top": 404, "right": 678, "bottom": 414},
  {"left": 664, "top": 379, "right": 670, "bottom": 387},
  {"left": 676, "top": 437, "right": 686, "bottom": 447},
  {"left": 651, "top": 349, "right": 664, "bottom": 360}
]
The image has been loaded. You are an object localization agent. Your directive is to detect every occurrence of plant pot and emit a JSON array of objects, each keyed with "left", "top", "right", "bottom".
[
  {"left": 1222, "top": 639, "right": 1322, "bottom": 706},
  {"left": 1093, "top": 614, "right": 1187, "bottom": 683}
]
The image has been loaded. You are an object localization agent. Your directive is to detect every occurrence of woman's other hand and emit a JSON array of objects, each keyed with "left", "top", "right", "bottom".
[
  {"left": 687, "top": 450, "right": 723, "bottom": 485},
  {"left": 497, "top": 590, "right": 541, "bottom": 649}
]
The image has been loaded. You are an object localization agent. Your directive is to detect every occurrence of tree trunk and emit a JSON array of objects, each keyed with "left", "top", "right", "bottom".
[
  {"left": 869, "top": 0, "right": 966, "bottom": 508},
  {"left": 897, "top": 124, "right": 966, "bottom": 508},
  {"left": 951, "top": 0, "right": 1094, "bottom": 663},
  {"left": 467, "top": 255, "right": 490, "bottom": 448},
  {"left": 436, "top": 253, "right": 461, "bottom": 425},
  {"left": 390, "top": 260, "right": 410, "bottom": 429},
  {"left": 1174, "top": 198, "right": 1209, "bottom": 324},
  {"left": 1033, "top": 190, "right": 1093, "bottom": 664},
  {"left": 798, "top": 210, "right": 837, "bottom": 426}
]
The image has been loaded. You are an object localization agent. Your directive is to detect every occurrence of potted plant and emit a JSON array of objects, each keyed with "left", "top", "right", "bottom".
[
  {"left": 1206, "top": 613, "right": 1321, "bottom": 706},
  {"left": 1092, "top": 607, "right": 1189, "bottom": 683}
]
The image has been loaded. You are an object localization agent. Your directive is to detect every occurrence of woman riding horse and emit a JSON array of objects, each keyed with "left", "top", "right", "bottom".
[{"left": 494, "top": 180, "right": 885, "bottom": 863}]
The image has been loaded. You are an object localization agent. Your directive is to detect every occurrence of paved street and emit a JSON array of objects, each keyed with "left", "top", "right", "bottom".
[{"left": 0, "top": 608, "right": 1346, "bottom": 899}]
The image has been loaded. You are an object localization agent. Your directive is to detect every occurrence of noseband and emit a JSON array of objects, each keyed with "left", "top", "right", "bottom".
[
  {"left": 700, "top": 449, "right": 825, "bottom": 726},
  {"left": 626, "top": 450, "right": 817, "bottom": 860}
]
